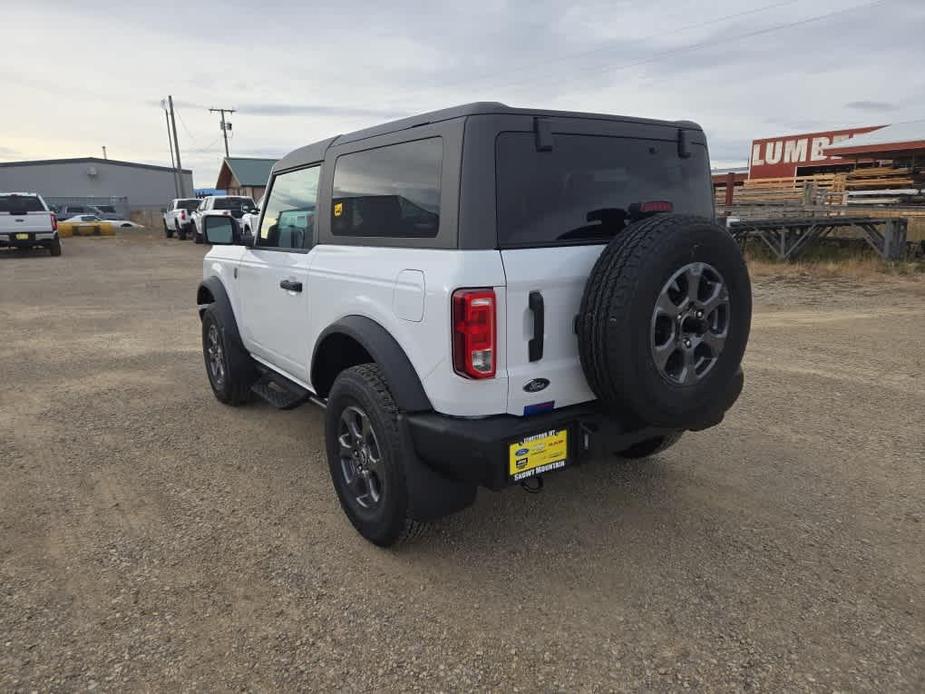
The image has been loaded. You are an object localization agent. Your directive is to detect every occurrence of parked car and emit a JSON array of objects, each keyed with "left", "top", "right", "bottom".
[
  {"left": 56, "top": 204, "right": 119, "bottom": 220},
  {"left": 91, "top": 204, "right": 122, "bottom": 221},
  {"left": 62, "top": 214, "right": 140, "bottom": 228},
  {"left": 163, "top": 198, "right": 201, "bottom": 240},
  {"left": 190, "top": 195, "right": 256, "bottom": 244},
  {"left": 196, "top": 103, "right": 751, "bottom": 546},
  {"left": 0, "top": 192, "right": 61, "bottom": 255}
]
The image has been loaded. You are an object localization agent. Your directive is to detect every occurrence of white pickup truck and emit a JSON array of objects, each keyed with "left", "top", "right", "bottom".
[
  {"left": 0, "top": 192, "right": 60, "bottom": 256},
  {"left": 163, "top": 198, "right": 201, "bottom": 240}
]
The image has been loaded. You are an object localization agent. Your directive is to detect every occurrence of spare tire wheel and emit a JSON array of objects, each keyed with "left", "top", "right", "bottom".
[{"left": 577, "top": 214, "right": 751, "bottom": 430}]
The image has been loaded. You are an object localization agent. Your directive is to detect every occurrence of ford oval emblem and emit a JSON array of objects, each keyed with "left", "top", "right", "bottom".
[
  {"left": 523, "top": 378, "right": 550, "bottom": 393},
  {"left": 515, "top": 448, "right": 530, "bottom": 456}
]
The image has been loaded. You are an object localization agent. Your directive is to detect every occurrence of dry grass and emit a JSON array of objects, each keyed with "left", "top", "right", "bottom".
[{"left": 744, "top": 247, "right": 924, "bottom": 280}]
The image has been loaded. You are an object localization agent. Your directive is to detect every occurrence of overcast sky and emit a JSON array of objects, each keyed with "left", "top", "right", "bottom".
[{"left": 3, "top": 0, "right": 923, "bottom": 188}]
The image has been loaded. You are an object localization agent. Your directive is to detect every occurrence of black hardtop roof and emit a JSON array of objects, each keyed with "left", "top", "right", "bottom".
[{"left": 273, "top": 102, "right": 703, "bottom": 173}]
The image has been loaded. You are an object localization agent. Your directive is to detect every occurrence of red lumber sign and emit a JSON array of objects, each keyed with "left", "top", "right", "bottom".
[{"left": 748, "top": 125, "right": 884, "bottom": 179}]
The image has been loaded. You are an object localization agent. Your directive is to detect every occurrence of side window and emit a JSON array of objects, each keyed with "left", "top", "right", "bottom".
[
  {"left": 332, "top": 138, "right": 442, "bottom": 238},
  {"left": 258, "top": 165, "right": 321, "bottom": 250}
]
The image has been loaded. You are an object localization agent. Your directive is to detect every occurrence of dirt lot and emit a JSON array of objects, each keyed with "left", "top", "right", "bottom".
[{"left": 1, "top": 232, "right": 923, "bottom": 692}]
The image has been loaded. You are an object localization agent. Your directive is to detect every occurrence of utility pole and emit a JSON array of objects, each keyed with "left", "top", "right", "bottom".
[
  {"left": 162, "top": 103, "right": 180, "bottom": 198},
  {"left": 168, "top": 95, "right": 186, "bottom": 196},
  {"left": 101, "top": 145, "right": 107, "bottom": 160},
  {"left": 209, "top": 107, "right": 235, "bottom": 158}
]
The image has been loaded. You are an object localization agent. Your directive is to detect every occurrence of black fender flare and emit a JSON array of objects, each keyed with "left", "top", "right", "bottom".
[
  {"left": 197, "top": 276, "right": 245, "bottom": 347},
  {"left": 312, "top": 316, "right": 432, "bottom": 413}
]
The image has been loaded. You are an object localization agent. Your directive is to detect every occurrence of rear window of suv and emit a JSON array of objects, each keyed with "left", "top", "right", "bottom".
[
  {"left": 0, "top": 195, "right": 44, "bottom": 213},
  {"left": 214, "top": 197, "right": 254, "bottom": 210},
  {"left": 178, "top": 199, "right": 200, "bottom": 211},
  {"left": 496, "top": 133, "right": 713, "bottom": 248}
]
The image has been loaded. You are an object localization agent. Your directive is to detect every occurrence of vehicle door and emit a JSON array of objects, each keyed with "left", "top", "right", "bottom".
[
  {"left": 236, "top": 164, "right": 321, "bottom": 383},
  {"left": 495, "top": 125, "right": 714, "bottom": 415}
]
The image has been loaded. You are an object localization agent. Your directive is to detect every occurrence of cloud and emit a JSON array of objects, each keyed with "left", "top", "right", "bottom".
[
  {"left": 3, "top": 0, "right": 924, "bottom": 186},
  {"left": 845, "top": 100, "right": 897, "bottom": 112}
]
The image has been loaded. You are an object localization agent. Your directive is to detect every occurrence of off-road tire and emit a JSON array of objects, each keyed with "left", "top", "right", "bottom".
[
  {"left": 48, "top": 237, "right": 62, "bottom": 256},
  {"left": 325, "top": 364, "right": 427, "bottom": 547},
  {"left": 201, "top": 305, "right": 256, "bottom": 405},
  {"left": 577, "top": 214, "right": 751, "bottom": 430},
  {"left": 164, "top": 221, "right": 174, "bottom": 238},
  {"left": 617, "top": 431, "right": 684, "bottom": 459}
]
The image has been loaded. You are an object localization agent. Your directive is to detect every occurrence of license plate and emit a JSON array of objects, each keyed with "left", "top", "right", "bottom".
[
  {"left": 15, "top": 233, "right": 29, "bottom": 240},
  {"left": 509, "top": 428, "right": 568, "bottom": 481}
]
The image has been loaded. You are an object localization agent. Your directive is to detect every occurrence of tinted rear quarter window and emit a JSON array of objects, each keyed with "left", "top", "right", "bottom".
[
  {"left": 332, "top": 137, "right": 442, "bottom": 238},
  {"left": 0, "top": 195, "right": 44, "bottom": 213},
  {"left": 496, "top": 133, "right": 712, "bottom": 248}
]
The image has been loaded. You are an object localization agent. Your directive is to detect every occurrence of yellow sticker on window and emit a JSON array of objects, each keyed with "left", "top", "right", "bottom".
[{"left": 333, "top": 201, "right": 343, "bottom": 217}]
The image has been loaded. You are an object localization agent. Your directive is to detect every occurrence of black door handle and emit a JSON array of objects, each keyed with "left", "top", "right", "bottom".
[
  {"left": 279, "top": 279, "right": 302, "bottom": 293},
  {"left": 528, "top": 291, "right": 544, "bottom": 362}
]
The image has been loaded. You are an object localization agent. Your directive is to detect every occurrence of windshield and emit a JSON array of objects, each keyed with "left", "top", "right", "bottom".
[
  {"left": 178, "top": 199, "right": 200, "bottom": 211},
  {"left": 0, "top": 195, "right": 45, "bottom": 213},
  {"left": 214, "top": 197, "right": 254, "bottom": 211},
  {"left": 496, "top": 133, "right": 713, "bottom": 247}
]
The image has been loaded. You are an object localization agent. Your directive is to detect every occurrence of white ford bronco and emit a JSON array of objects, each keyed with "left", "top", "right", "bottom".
[{"left": 197, "top": 103, "right": 751, "bottom": 546}]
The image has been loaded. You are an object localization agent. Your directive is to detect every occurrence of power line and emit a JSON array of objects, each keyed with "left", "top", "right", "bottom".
[
  {"left": 188, "top": 135, "right": 224, "bottom": 154},
  {"left": 174, "top": 108, "right": 199, "bottom": 145}
]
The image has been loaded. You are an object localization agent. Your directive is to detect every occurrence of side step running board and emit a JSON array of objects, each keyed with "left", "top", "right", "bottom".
[{"left": 251, "top": 372, "right": 311, "bottom": 410}]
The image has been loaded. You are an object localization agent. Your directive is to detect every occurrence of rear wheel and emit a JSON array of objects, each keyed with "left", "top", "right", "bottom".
[
  {"left": 192, "top": 222, "right": 202, "bottom": 244},
  {"left": 325, "top": 364, "right": 426, "bottom": 547},
  {"left": 164, "top": 220, "right": 174, "bottom": 238},
  {"left": 48, "top": 238, "right": 62, "bottom": 256},
  {"left": 176, "top": 223, "right": 186, "bottom": 240}
]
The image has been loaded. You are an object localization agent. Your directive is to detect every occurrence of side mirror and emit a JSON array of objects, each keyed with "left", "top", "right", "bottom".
[
  {"left": 240, "top": 228, "right": 254, "bottom": 247},
  {"left": 202, "top": 215, "right": 240, "bottom": 245}
]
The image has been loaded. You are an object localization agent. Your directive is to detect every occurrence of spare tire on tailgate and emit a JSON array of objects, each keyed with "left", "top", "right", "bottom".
[{"left": 577, "top": 214, "right": 751, "bottom": 430}]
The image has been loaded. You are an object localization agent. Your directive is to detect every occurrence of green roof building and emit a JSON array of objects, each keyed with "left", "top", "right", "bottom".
[{"left": 215, "top": 157, "right": 276, "bottom": 201}]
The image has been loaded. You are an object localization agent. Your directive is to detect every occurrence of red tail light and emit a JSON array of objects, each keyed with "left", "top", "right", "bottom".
[
  {"left": 50, "top": 213, "right": 57, "bottom": 231},
  {"left": 452, "top": 289, "right": 496, "bottom": 379},
  {"left": 180, "top": 210, "right": 186, "bottom": 221},
  {"left": 641, "top": 200, "right": 673, "bottom": 213}
]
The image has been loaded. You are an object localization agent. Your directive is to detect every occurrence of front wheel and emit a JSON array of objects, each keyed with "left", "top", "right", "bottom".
[
  {"left": 201, "top": 306, "right": 256, "bottom": 405},
  {"left": 164, "top": 221, "right": 174, "bottom": 238},
  {"left": 325, "top": 365, "right": 426, "bottom": 547}
]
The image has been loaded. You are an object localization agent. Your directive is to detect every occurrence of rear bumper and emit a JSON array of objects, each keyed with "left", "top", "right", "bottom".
[
  {"left": 0, "top": 231, "right": 57, "bottom": 247},
  {"left": 403, "top": 402, "right": 676, "bottom": 490}
]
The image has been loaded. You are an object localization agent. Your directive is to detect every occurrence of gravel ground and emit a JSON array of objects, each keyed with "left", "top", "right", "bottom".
[{"left": 1, "top": 233, "right": 923, "bottom": 692}]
